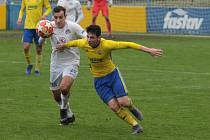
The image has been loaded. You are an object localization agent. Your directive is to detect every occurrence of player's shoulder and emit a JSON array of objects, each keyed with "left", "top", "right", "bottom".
[
  {"left": 101, "top": 38, "right": 115, "bottom": 43},
  {"left": 66, "top": 20, "right": 79, "bottom": 27},
  {"left": 101, "top": 38, "right": 117, "bottom": 46}
]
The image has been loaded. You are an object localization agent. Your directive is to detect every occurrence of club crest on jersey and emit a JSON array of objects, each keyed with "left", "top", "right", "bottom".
[
  {"left": 96, "top": 50, "right": 104, "bottom": 55},
  {"left": 65, "top": 29, "right": 71, "bottom": 34}
]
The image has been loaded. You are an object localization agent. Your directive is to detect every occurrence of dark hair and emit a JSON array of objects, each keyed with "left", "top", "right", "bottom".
[
  {"left": 53, "top": 6, "right": 66, "bottom": 16},
  {"left": 86, "top": 25, "right": 101, "bottom": 37}
]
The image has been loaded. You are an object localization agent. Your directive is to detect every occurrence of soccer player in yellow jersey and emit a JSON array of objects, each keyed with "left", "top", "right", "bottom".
[
  {"left": 17, "top": 0, "right": 52, "bottom": 75},
  {"left": 56, "top": 25, "right": 163, "bottom": 134}
]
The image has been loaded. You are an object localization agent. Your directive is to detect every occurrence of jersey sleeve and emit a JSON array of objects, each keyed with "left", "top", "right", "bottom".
[
  {"left": 65, "top": 39, "right": 87, "bottom": 49},
  {"left": 43, "top": 0, "right": 52, "bottom": 16},
  {"left": 71, "top": 23, "right": 87, "bottom": 38},
  {"left": 18, "top": 0, "right": 26, "bottom": 19},
  {"left": 105, "top": 40, "right": 142, "bottom": 50}
]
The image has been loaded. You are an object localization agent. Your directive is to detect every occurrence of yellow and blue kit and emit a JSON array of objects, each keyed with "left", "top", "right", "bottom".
[
  {"left": 18, "top": 0, "right": 51, "bottom": 44},
  {"left": 18, "top": 0, "right": 51, "bottom": 29},
  {"left": 65, "top": 38, "right": 142, "bottom": 103}
]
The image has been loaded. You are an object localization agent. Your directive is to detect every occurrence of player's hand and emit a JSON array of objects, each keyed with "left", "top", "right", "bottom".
[
  {"left": 56, "top": 43, "right": 66, "bottom": 52},
  {"left": 17, "top": 18, "right": 22, "bottom": 26},
  {"left": 86, "top": 0, "right": 91, "bottom": 10},
  {"left": 149, "top": 48, "right": 163, "bottom": 57}
]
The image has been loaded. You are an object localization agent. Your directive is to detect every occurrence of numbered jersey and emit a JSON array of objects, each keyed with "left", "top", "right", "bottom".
[
  {"left": 50, "top": 21, "right": 87, "bottom": 71},
  {"left": 57, "top": 0, "right": 83, "bottom": 22}
]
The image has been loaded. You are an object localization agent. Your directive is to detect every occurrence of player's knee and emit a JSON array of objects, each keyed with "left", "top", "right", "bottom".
[
  {"left": 118, "top": 100, "right": 130, "bottom": 107},
  {"left": 108, "top": 100, "right": 120, "bottom": 112},
  {"left": 109, "top": 105, "right": 119, "bottom": 112},
  {"left": 60, "top": 85, "right": 69, "bottom": 95},
  {"left": 23, "top": 46, "right": 30, "bottom": 52}
]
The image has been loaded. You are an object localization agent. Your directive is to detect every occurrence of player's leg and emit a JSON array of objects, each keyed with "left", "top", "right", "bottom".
[
  {"left": 114, "top": 68, "right": 143, "bottom": 121},
  {"left": 117, "top": 96, "right": 143, "bottom": 121},
  {"left": 113, "top": 68, "right": 143, "bottom": 134},
  {"left": 94, "top": 70, "right": 139, "bottom": 133},
  {"left": 50, "top": 71, "right": 63, "bottom": 123},
  {"left": 107, "top": 98, "right": 139, "bottom": 127},
  {"left": 50, "top": 70, "right": 75, "bottom": 125},
  {"left": 102, "top": 6, "right": 112, "bottom": 38},
  {"left": 23, "top": 29, "right": 33, "bottom": 75},
  {"left": 59, "top": 65, "right": 78, "bottom": 125},
  {"left": 58, "top": 77, "right": 75, "bottom": 125},
  {"left": 34, "top": 30, "right": 42, "bottom": 75},
  {"left": 92, "top": 4, "right": 100, "bottom": 24}
]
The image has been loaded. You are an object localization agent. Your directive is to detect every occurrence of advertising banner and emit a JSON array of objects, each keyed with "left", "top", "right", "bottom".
[{"left": 147, "top": 7, "right": 210, "bottom": 35}]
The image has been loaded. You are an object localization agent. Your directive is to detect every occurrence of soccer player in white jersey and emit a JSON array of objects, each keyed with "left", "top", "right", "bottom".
[
  {"left": 57, "top": 0, "right": 84, "bottom": 24},
  {"left": 39, "top": 6, "right": 87, "bottom": 125}
]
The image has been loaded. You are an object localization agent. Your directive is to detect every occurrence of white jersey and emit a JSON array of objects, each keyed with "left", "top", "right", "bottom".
[
  {"left": 57, "top": 0, "right": 84, "bottom": 23},
  {"left": 50, "top": 21, "right": 87, "bottom": 72}
]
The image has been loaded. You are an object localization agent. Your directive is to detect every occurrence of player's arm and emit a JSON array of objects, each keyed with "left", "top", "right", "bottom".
[
  {"left": 71, "top": 23, "right": 87, "bottom": 38},
  {"left": 75, "top": 1, "right": 84, "bottom": 24},
  {"left": 17, "top": 0, "right": 25, "bottom": 25},
  {"left": 56, "top": 39, "right": 85, "bottom": 51},
  {"left": 41, "top": 0, "right": 52, "bottom": 19},
  {"left": 138, "top": 45, "right": 163, "bottom": 57},
  {"left": 108, "top": 40, "right": 163, "bottom": 57}
]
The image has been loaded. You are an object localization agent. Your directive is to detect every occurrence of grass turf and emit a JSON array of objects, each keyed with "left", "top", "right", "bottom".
[{"left": 0, "top": 31, "right": 210, "bottom": 140}]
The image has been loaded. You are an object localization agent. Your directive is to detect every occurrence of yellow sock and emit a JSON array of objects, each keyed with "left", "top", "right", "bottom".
[
  {"left": 35, "top": 54, "right": 42, "bottom": 70},
  {"left": 24, "top": 51, "right": 31, "bottom": 65},
  {"left": 128, "top": 98, "right": 135, "bottom": 110},
  {"left": 115, "top": 107, "right": 138, "bottom": 126}
]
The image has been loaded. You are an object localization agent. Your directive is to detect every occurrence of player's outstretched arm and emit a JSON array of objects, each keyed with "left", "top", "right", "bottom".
[
  {"left": 114, "top": 41, "right": 163, "bottom": 57},
  {"left": 140, "top": 46, "right": 163, "bottom": 57}
]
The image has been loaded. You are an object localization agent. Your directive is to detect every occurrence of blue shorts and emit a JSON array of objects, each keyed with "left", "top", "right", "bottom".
[
  {"left": 94, "top": 68, "right": 128, "bottom": 104},
  {"left": 23, "top": 29, "right": 39, "bottom": 45}
]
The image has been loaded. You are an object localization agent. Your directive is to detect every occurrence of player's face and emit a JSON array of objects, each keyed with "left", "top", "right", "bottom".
[
  {"left": 87, "top": 33, "right": 100, "bottom": 48},
  {"left": 53, "top": 11, "right": 66, "bottom": 28}
]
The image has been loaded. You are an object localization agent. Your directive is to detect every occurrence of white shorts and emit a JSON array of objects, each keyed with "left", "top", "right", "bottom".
[{"left": 50, "top": 64, "right": 79, "bottom": 90}]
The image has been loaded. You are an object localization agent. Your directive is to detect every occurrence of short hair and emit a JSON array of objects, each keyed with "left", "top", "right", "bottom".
[
  {"left": 53, "top": 6, "right": 66, "bottom": 16},
  {"left": 86, "top": 25, "right": 101, "bottom": 37}
]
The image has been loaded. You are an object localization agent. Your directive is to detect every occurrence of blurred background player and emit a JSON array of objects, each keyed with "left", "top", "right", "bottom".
[
  {"left": 57, "top": 0, "right": 84, "bottom": 24},
  {"left": 86, "top": 0, "right": 113, "bottom": 38},
  {"left": 17, "top": 0, "right": 52, "bottom": 76},
  {"left": 56, "top": 25, "right": 163, "bottom": 134},
  {"left": 39, "top": 6, "right": 87, "bottom": 125}
]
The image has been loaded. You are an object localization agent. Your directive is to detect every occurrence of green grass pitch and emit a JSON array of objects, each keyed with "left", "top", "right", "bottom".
[{"left": 0, "top": 31, "right": 210, "bottom": 140}]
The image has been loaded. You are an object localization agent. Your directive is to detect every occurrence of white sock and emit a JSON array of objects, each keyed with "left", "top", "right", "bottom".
[
  {"left": 67, "top": 103, "right": 74, "bottom": 118},
  {"left": 61, "top": 94, "right": 69, "bottom": 109}
]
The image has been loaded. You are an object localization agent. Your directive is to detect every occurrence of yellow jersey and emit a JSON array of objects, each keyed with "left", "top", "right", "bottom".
[
  {"left": 18, "top": 0, "right": 52, "bottom": 29},
  {"left": 65, "top": 38, "right": 141, "bottom": 77}
]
